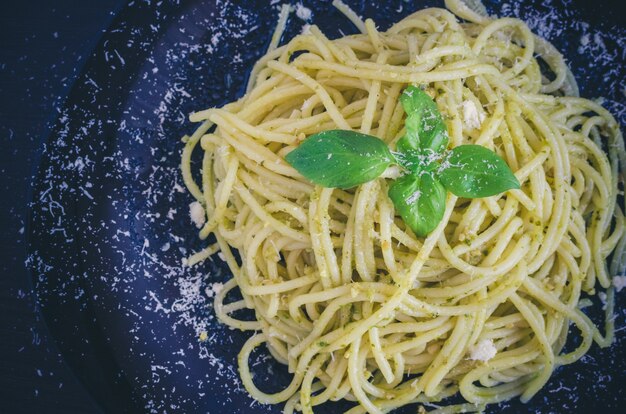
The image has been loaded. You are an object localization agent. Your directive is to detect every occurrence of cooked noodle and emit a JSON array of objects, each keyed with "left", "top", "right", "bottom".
[{"left": 181, "top": 0, "right": 625, "bottom": 412}]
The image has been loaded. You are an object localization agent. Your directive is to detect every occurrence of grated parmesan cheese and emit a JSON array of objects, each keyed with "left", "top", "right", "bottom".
[
  {"left": 469, "top": 339, "right": 497, "bottom": 362},
  {"left": 205, "top": 282, "right": 224, "bottom": 298},
  {"left": 212, "top": 282, "right": 224, "bottom": 294},
  {"left": 380, "top": 165, "right": 402, "bottom": 179},
  {"left": 613, "top": 275, "right": 626, "bottom": 292},
  {"left": 406, "top": 190, "right": 421, "bottom": 204},
  {"left": 301, "top": 23, "right": 312, "bottom": 35},
  {"left": 189, "top": 201, "right": 205, "bottom": 229},
  {"left": 295, "top": 3, "right": 312, "bottom": 21},
  {"left": 461, "top": 100, "right": 485, "bottom": 130}
]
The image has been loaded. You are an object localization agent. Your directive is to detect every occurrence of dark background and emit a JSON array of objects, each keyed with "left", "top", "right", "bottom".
[
  {"left": 0, "top": 1, "right": 125, "bottom": 411},
  {"left": 1, "top": 0, "right": 624, "bottom": 413}
]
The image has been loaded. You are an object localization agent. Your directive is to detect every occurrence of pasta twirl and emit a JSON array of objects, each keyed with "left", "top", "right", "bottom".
[{"left": 181, "top": 1, "right": 625, "bottom": 412}]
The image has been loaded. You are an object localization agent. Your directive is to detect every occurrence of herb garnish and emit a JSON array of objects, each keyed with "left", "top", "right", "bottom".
[{"left": 285, "top": 86, "right": 520, "bottom": 237}]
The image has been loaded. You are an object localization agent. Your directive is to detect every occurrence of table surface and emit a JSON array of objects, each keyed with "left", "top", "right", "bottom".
[
  {"left": 1, "top": 1, "right": 625, "bottom": 413},
  {"left": 0, "top": 1, "right": 125, "bottom": 412}
]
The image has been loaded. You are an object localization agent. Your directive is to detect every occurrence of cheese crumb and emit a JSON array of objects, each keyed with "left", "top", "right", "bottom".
[
  {"left": 598, "top": 291, "right": 607, "bottom": 310},
  {"left": 211, "top": 282, "right": 224, "bottom": 294},
  {"left": 205, "top": 282, "right": 224, "bottom": 298},
  {"left": 189, "top": 201, "right": 205, "bottom": 229},
  {"left": 380, "top": 165, "right": 402, "bottom": 179},
  {"left": 580, "top": 33, "right": 590, "bottom": 46},
  {"left": 613, "top": 275, "right": 626, "bottom": 292},
  {"left": 461, "top": 100, "right": 485, "bottom": 130},
  {"left": 469, "top": 339, "right": 497, "bottom": 362},
  {"left": 295, "top": 3, "right": 312, "bottom": 21}
]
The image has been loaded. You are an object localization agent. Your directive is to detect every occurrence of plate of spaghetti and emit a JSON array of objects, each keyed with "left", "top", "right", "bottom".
[{"left": 29, "top": 0, "right": 626, "bottom": 413}]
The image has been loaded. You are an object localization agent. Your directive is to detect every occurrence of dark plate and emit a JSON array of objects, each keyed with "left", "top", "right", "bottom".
[{"left": 27, "top": 0, "right": 626, "bottom": 413}]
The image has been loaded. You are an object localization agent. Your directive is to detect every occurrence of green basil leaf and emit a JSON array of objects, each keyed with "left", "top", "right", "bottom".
[
  {"left": 397, "top": 86, "right": 449, "bottom": 156},
  {"left": 396, "top": 117, "right": 420, "bottom": 153},
  {"left": 388, "top": 172, "right": 447, "bottom": 237},
  {"left": 438, "top": 145, "right": 520, "bottom": 198},
  {"left": 393, "top": 150, "right": 442, "bottom": 177},
  {"left": 285, "top": 130, "right": 394, "bottom": 189},
  {"left": 392, "top": 148, "right": 421, "bottom": 172}
]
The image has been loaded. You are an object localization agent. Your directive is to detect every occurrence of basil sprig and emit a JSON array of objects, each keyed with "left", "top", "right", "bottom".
[{"left": 285, "top": 86, "right": 520, "bottom": 237}]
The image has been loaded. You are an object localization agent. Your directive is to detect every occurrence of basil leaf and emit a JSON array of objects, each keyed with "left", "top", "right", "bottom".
[
  {"left": 397, "top": 86, "right": 449, "bottom": 156},
  {"left": 388, "top": 172, "right": 447, "bottom": 237},
  {"left": 285, "top": 130, "right": 394, "bottom": 189},
  {"left": 438, "top": 145, "right": 520, "bottom": 198},
  {"left": 392, "top": 148, "right": 421, "bottom": 172},
  {"left": 394, "top": 150, "right": 442, "bottom": 177}
]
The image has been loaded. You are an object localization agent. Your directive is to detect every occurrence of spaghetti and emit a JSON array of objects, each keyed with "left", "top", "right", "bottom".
[{"left": 181, "top": 0, "right": 625, "bottom": 412}]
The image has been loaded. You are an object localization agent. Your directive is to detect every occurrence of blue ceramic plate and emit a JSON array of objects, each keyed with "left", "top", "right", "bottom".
[{"left": 28, "top": 1, "right": 625, "bottom": 412}]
